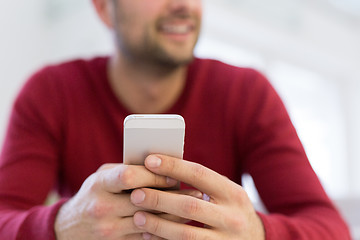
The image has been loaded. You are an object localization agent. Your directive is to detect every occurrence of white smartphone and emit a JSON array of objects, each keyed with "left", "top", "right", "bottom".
[{"left": 123, "top": 114, "right": 185, "bottom": 165}]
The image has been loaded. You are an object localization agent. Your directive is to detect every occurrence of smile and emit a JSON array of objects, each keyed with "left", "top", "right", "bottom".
[{"left": 161, "top": 24, "right": 192, "bottom": 34}]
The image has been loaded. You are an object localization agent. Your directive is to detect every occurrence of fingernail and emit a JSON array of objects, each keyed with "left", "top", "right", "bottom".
[
  {"left": 146, "top": 155, "right": 161, "bottom": 168},
  {"left": 134, "top": 212, "right": 146, "bottom": 226},
  {"left": 166, "top": 177, "right": 178, "bottom": 185},
  {"left": 142, "top": 233, "right": 152, "bottom": 240},
  {"left": 131, "top": 189, "right": 145, "bottom": 204},
  {"left": 192, "top": 191, "right": 203, "bottom": 199}
]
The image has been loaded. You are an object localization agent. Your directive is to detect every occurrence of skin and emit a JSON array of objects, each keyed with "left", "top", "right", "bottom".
[
  {"left": 132, "top": 155, "right": 265, "bottom": 240},
  {"left": 55, "top": 163, "right": 203, "bottom": 239},
  {"left": 97, "top": 0, "right": 202, "bottom": 113},
  {"left": 55, "top": 0, "right": 265, "bottom": 239},
  {"left": 109, "top": 0, "right": 201, "bottom": 68}
]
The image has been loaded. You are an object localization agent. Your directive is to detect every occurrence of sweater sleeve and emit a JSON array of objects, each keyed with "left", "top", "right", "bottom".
[
  {"left": 238, "top": 70, "right": 351, "bottom": 239},
  {"left": 0, "top": 68, "right": 67, "bottom": 239}
]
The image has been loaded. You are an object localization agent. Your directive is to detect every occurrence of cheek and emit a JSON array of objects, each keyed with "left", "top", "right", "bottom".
[
  {"left": 114, "top": 8, "right": 147, "bottom": 41},
  {"left": 134, "top": 0, "right": 163, "bottom": 19},
  {"left": 125, "top": 2, "right": 161, "bottom": 31}
]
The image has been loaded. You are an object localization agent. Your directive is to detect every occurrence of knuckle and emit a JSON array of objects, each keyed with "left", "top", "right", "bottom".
[
  {"left": 181, "top": 228, "right": 198, "bottom": 240},
  {"left": 86, "top": 199, "right": 111, "bottom": 219},
  {"left": 149, "top": 217, "right": 162, "bottom": 235},
  {"left": 119, "top": 167, "right": 136, "bottom": 188},
  {"left": 191, "top": 163, "right": 207, "bottom": 180},
  {"left": 224, "top": 214, "right": 245, "bottom": 231},
  {"left": 83, "top": 173, "right": 101, "bottom": 193},
  {"left": 153, "top": 174, "right": 164, "bottom": 187},
  {"left": 181, "top": 198, "right": 200, "bottom": 216},
  {"left": 232, "top": 186, "right": 248, "bottom": 202},
  {"left": 149, "top": 191, "right": 161, "bottom": 210},
  {"left": 97, "top": 163, "right": 113, "bottom": 172},
  {"left": 93, "top": 222, "right": 116, "bottom": 238},
  {"left": 166, "top": 156, "right": 177, "bottom": 172}
]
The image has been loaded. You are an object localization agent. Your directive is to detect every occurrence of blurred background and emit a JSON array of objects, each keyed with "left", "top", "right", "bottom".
[{"left": 0, "top": 0, "right": 359, "bottom": 238}]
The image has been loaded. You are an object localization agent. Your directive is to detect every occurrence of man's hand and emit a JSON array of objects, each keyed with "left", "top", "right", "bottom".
[
  {"left": 55, "top": 163, "right": 201, "bottom": 240},
  {"left": 130, "top": 155, "right": 265, "bottom": 240}
]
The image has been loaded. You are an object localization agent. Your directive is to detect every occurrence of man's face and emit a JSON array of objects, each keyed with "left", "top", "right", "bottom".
[{"left": 111, "top": 0, "right": 202, "bottom": 67}]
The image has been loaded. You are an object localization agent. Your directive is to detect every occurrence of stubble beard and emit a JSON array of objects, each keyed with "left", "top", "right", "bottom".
[
  {"left": 116, "top": 29, "right": 197, "bottom": 71},
  {"left": 111, "top": 0, "right": 199, "bottom": 70}
]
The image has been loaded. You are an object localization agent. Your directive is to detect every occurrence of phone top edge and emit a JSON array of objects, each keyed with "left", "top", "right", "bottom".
[
  {"left": 124, "top": 114, "right": 185, "bottom": 129},
  {"left": 124, "top": 114, "right": 184, "bottom": 120}
]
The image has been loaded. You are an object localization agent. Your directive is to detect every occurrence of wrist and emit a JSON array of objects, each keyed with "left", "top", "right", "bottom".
[{"left": 54, "top": 199, "right": 72, "bottom": 240}]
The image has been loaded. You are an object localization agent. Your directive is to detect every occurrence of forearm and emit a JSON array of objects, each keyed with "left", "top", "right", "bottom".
[{"left": 0, "top": 199, "right": 68, "bottom": 240}]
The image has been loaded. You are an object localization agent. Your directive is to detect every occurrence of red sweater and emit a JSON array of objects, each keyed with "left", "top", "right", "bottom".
[{"left": 0, "top": 57, "right": 350, "bottom": 239}]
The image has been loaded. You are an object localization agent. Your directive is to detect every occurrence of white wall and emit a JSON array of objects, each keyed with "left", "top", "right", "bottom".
[
  {"left": 0, "top": 0, "right": 112, "bottom": 145},
  {"left": 196, "top": 0, "right": 360, "bottom": 237},
  {"left": 0, "top": 1, "right": 45, "bottom": 142},
  {"left": 196, "top": 0, "right": 360, "bottom": 197}
]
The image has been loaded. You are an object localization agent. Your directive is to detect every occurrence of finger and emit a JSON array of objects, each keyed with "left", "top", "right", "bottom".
[
  {"left": 166, "top": 189, "right": 203, "bottom": 199},
  {"left": 125, "top": 189, "right": 202, "bottom": 216},
  {"left": 130, "top": 188, "right": 225, "bottom": 228},
  {"left": 92, "top": 217, "right": 144, "bottom": 238},
  {"left": 133, "top": 211, "right": 217, "bottom": 240},
  {"left": 95, "top": 192, "right": 144, "bottom": 217},
  {"left": 97, "top": 164, "right": 178, "bottom": 193},
  {"left": 144, "top": 155, "right": 240, "bottom": 200},
  {"left": 117, "top": 217, "right": 145, "bottom": 236},
  {"left": 141, "top": 233, "right": 165, "bottom": 240},
  {"left": 157, "top": 213, "right": 192, "bottom": 224},
  {"left": 123, "top": 234, "right": 149, "bottom": 240},
  {"left": 131, "top": 189, "right": 202, "bottom": 217}
]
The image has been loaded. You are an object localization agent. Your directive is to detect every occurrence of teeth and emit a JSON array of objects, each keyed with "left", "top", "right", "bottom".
[{"left": 162, "top": 25, "right": 190, "bottom": 34}]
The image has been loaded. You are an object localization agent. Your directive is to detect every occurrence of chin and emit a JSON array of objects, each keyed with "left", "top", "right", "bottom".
[
  {"left": 160, "top": 54, "right": 195, "bottom": 68},
  {"left": 135, "top": 43, "right": 196, "bottom": 69},
  {"left": 165, "top": 49, "right": 196, "bottom": 65}
]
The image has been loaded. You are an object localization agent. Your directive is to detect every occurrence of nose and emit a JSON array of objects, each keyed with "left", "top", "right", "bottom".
[{"left": 168, "top": 0, "right": 201, "bottom": 15}]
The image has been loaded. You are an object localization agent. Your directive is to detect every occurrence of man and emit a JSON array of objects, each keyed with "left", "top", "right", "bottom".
[{"left": 0, "top": 0, "right": 351, "bottom": 239}]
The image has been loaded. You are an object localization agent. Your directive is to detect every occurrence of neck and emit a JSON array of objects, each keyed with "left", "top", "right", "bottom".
[{"left": 108, "top": 53, "right": 188, "bottom": 113}]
